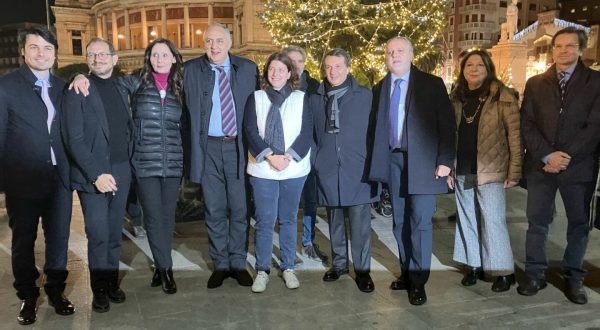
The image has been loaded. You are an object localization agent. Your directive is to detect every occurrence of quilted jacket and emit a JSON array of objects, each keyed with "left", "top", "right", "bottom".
[{"left": 450, "top": 80, "right": 522, "bottom": 185}]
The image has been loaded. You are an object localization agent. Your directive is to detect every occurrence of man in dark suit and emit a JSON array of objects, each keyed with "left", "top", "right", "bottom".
[
  {"left": 62, "top": 37, "right": 132, "bottom": 313},
  {"left": 370, "top": 36, "right": 455, "bottom": 305},
  {"left": 183, "top": 23, "right": 258, "bottom": 288},
  {"left": 0, "top": 27, "right": 74, "bottom": 325},
  {"left": 310, "top": 48, "right": 380, "bottom": 293},
  {"left": 518, "top": 27, "right": 600, "bottom": 305}
]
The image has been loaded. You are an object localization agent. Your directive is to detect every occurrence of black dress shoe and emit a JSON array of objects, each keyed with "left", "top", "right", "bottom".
[
  {"left": 517, "top": 278, "right": 547, "bottom": 296},
  {"left": 92, "top": 290, "right": 110, "bottom": 313},
  {"left": 491, "top": 274, "right": 515, "bottom": 292},
  {"left": 408, "top": 287, "right": 427, "bottom": 305},
  {"left": 231, "top": 269, "right": 253, "bottom": 287},
  {"left": 151, "top": 269, "right": 162, "bottom": 287},
  {"left": 565, "top": 281, "right": 587, "bottom": 304},
  {"left": 390, "top": 276, "right": 408, "bottom": 290},
  {"left": 17, "top": 298, "right": 37, "bottom": 325},
  {"left": 107, "top": 287, "right": 126, "bottom": 303},
  {"left": 323, "top": 269, "right": 347, "bottom": 282},
  {"left": 48, "top": 293, "right": 75, "bottom": 315},
  {"left": 207, "top": 270, "right": 230, "bottom": 289},
  {"left": 160, "top": 268, "right": 177, "bottom": 294},
  {"left": 461, "top": 267, "right": 483, "bottom": 286},
  {"left": 355, "top": 273, "right": 375, "bottom": 293}
]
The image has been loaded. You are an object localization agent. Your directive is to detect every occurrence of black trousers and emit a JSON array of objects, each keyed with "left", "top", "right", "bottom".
[
  {"left": 78, "top": 161, "right": 131, "bottom": 291},
  {"left": 525, "top": 172, "right": 593, "bottom": 282},
  {"left": 6, "top": 169, "right": 73, "bottom": 300},
  {"left": 137, "top": 176, "right": 181, "bottom": 269}
]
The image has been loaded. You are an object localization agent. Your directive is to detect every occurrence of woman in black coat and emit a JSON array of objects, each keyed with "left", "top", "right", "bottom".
[
  {"left": 74, "top": 39, "right": 185, "bottom": 294},
  {"left": 124, "top": 38, "right": 184, "bottom": 294}
]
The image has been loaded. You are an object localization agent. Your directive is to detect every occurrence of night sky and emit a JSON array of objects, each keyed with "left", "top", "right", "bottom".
[{"left": 0, "top": 0, "right": 51, "bottom": 25}]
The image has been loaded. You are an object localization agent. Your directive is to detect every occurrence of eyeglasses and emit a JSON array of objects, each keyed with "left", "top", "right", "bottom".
[
  {"left": 87, "top": 52, "right": 113, "bottom": 60},
  {"left": 552, "top": 44, "right": 579, "bottom": 51}
]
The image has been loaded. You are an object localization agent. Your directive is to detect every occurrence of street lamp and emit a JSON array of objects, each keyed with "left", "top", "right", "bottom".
[{"left": 45, "top": 0, "right": 51, "bottom": 30}]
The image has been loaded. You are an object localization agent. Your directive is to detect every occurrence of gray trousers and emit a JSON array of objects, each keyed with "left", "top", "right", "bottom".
[
  {"left": 202, "top": 139, "right": 248, "bottom": 271},
  {"left": 327, "top": 204, "right": 372, "bottom": 273},
  {"left": 453, "top": 175, "right": 514, "bottom": 276}
]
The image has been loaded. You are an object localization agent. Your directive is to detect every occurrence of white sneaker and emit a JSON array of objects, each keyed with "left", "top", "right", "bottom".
[
  {"left": 252, "top": 271, "right": 269, "bottom": 293},
  {"left": 282, "top": 269, "right": 300, "bottom": 289}
]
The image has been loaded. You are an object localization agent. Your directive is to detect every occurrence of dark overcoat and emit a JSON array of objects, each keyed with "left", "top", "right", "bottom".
[
  {"left": 182, "top": 54, "right": 259, "bottom": 183},
  {"left": 521, "top": 60, "right": 600, "bottom": 183},
  {"left": 310, "top": 75, "right": 380, "bottom": 206},
  {"left": 369, "top": 66, "right": 455, "bottom": 195}
]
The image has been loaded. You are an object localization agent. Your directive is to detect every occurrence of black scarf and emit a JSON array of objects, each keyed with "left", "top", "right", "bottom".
[
  {"left": 264, "top": 84, "right": 293, "bottom": 154},
  {"left": 324, "top": 76, "right": 351, "bottom": 134}
]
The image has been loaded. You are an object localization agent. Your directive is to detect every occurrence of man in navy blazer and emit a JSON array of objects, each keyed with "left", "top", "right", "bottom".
[
  {"left": 0, "top": 27, "right": 74, "bottom": 325},
  {"left": 370, "top": 36, "right": 455, "bottom": 305},
  {"left": 183, "top": 23, "right": 258, "bottom": 288},
  {"left": 62, "top": 37, "right": 132, "bottom": 313},
  {"left": 518, "top": 27, "right": 600, "bottom": 304}
]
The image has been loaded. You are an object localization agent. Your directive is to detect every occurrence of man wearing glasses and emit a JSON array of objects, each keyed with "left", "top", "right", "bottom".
[
  {"left": 62, "top": 37, "right": 132, "bottom": 312},
  {"left": 519, "top": 27, "right": 600, "bottom": 305},
  {"left": 183, "top": 23, "right": 258, "bottom": 289}
]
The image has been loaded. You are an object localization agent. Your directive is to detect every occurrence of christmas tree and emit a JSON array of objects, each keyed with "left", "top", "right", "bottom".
[{"left": 259, "top": 0, "right": 450, "bottom": 85}]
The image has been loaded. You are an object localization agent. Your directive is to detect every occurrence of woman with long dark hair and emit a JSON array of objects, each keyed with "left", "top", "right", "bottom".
[
  {"left": 125, "top": 38, "right": 184, "bottom": 294},
  {"left": 70, "top": 38, "right": 184, "bottom": 294},
  {"left": 447, "top": 50, "right": 522, "bottom": 292},
  {"left": 244, "top": 52, "right": 312, "bottom": 293}
]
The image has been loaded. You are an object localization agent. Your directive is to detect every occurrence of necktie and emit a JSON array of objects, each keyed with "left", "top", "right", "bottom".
[
  {"left": 558, "top": 71, "right": 567, "bottom": 104},
  {"left": 216, "top": 66, "right": 237, "bottom": 136},
  {"left": 40, "top": 80, "right": 57, "bottom": 165},
  {"left": 389, "top": 78, "right": 403, "bottom": 148}
]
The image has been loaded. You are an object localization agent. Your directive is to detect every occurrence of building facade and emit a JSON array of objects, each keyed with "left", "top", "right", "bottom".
[
  {"left": 442, "top": 0, "right": 556, "bottom": 84},
  {"left": 52, "top": 0, "right": 277, "bottom": 70},
  {"left": 0, "top": 22, "right": 47, "bottom": 75}
]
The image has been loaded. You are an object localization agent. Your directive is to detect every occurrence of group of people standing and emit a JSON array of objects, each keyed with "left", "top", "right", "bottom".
[{"left": 0, "top": 22, "right": 599, "bottom": 327}]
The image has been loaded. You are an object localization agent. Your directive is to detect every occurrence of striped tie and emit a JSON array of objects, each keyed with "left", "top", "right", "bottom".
[
  {"left": 216, "top": 66, "right": 237, "bottom": 136},
  {"left": 558, "top": 71, "right": 567, "bottom": 103}
]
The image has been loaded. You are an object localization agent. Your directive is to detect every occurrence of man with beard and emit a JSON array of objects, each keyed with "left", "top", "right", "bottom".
[{"left": 62, "top": 37, "right": 132, "bottom": 313}]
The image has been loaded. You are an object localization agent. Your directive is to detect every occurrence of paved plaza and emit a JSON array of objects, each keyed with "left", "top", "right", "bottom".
[{"left": 0, "top": 188, "right": 599, "bottom": 329}]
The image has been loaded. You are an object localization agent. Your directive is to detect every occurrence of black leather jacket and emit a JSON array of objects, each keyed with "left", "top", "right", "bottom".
[{"left": 121, "top": 74, "right": 183, "bottom": 178}]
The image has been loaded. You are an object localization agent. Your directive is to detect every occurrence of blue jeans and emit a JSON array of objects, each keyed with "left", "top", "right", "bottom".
[
  {"left": 250, "top": 175, "right": 307, "bottom": 271},
  {"left": 301, "top": 171, "right": 317, "bottom": 247}
]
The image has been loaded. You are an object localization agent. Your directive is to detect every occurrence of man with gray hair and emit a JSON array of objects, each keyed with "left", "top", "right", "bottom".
[
  {"left": 370, "top": 36, "right": 455, "bottom": 305},
  {"left": 183, "top": 23, "right": 258, "bottom": 289},
  {"left": 309, "top": 48, "right": 382, "bottom": 292}
]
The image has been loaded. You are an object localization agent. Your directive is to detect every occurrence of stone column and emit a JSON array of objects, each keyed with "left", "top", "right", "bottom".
[
  {"left": 141, "top": 8, "right": 148, "bottom": 48},
  {"left": 102, "top": 14, "right": 109, "bottom": 40},
  {"left": 96, "top": 15, "right": 103, "bottom": 39},
  {"left": 111, "top": 11, "right": 119, "bottom": 50},
  {"left": 208, "top": 2, "right": 214, "bottom": 24},
  {"left": 124, "top": 8, "right": 131, "bottom": 49},
  {"left": 161, "top": 5, "right": 167, "bottom": 38},
  {"left": 183, "top": 4, "right": 190, "bottom": 48}
]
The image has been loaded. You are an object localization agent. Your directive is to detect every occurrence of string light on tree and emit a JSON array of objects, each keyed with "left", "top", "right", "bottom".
[{"left": 259, "top": 0, "right": 451, "bottom": 85}]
